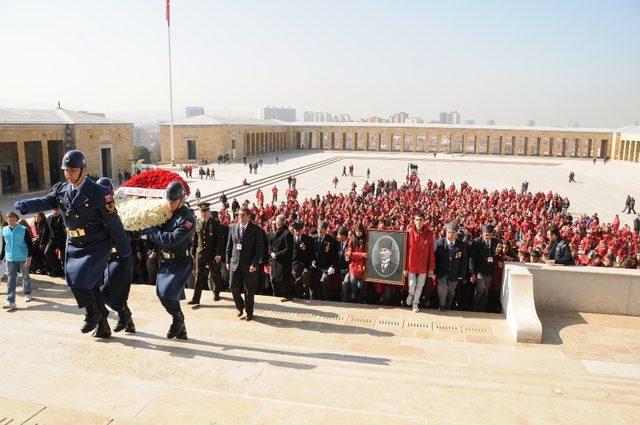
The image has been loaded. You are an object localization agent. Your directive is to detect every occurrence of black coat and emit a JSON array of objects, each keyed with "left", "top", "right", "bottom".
[
  {"left": 434, "top": 237, "right": 468, "bottom": 281},
  {"left": 634, "top": 217, "right": 640, "bottom": 233},
  {"left": 313, "top": 233, "right": 338, "bottom": 271},
  {"left": 292, "top": 233, "right": 315, "bottom": 268},
  {"left": 268, "top": 226, "right": 293, "bottom": 283},
  {"left": 547, "top": 238, "right": 574, "bottom": 265},
  {"left": 336, "top": 239, "right": 349, "bottom": 273},
  {"left": 469, "top": 237, "right": 499, "bottom": 276},
  {"left": 47, "top": 213, "right": 66, "bottom": 247},
  {"left": 226, "top": 221, "right": 264, "bottom": 271}
]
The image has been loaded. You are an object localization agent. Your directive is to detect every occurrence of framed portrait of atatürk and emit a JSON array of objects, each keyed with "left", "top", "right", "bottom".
[{"left": 365, "top": 229, "right": 407, "bottom": 285}]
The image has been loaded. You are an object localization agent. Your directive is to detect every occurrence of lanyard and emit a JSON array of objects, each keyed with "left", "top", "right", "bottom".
[{"left": 237, "top": 225, "right": 246, "bottom": 243}]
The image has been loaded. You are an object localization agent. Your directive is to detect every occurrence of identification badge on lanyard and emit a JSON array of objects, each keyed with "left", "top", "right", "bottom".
[{"left": 236, "top": 243, "right": 243, "bottom": 251}]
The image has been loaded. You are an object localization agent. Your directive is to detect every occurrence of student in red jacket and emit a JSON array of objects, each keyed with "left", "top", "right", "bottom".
[
  {"left": 344, "top": 223, "right": 367, "bottom": 303},
  {"left": 405, "top": 212, "right": 436, "bottom": 312}
]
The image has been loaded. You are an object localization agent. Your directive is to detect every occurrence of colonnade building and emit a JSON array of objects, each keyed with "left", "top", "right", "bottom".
[
  {"left": 161, "top": 115, "right": 638, "bottom": 164},
  {"left": 0, "top": 108, "right": 132, "bottom": 194}
]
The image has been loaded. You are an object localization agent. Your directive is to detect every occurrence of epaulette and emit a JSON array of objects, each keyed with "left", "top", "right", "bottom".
[{"left": 49, "top": 181, "right": 66, "bottom": 196}]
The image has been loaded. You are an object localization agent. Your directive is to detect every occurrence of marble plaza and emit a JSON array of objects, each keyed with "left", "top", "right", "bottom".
[{"left": 1, "top": 275, "right": 639, "bottom": 424}]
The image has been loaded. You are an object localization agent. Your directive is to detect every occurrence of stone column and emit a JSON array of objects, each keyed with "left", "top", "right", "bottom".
[
  {"left": 401, "top": 133, "right": 406, "bottom": 152},
  {"left": 41, "top": 139, "right": 51, "bottom": 187},
  {"left": 365, "top": 133, "right": 370, "bottom": 151},
  {"left": 17, "top": 141, "right": 29, "bottom": 192},
  {"left": 376, "top": 133, "right": 382, "bottom": 151},
  {"left": 387, "top": 133, "right": 393, "bottom": 151}
]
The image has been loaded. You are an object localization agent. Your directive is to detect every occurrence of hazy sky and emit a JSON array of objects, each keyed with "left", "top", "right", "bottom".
[{"left": 1, "top": 0, "right": 639, "bottom": 127}]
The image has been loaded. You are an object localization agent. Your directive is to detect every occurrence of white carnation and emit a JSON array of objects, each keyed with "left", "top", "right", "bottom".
[{"left": 117, "top": 198, "right": 172, "bottom": 232}]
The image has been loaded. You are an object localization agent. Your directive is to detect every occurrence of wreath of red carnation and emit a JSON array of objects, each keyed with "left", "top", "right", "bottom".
[{"left": 123, "top": 169, "right": 191, "bottom": 195}]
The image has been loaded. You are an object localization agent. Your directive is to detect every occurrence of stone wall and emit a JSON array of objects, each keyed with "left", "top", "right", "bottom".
[{"left": 0, "top": 123, "right": 132, "bottom": 193}]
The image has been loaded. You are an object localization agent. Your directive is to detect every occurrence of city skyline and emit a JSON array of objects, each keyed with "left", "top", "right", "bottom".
[{"left": 1, "top": 0, "right": 638, "bottom": 127}]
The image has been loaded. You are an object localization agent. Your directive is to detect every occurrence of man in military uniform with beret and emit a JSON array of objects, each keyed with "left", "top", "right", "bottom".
[
  {"left": 188, "top": 202, "right": 224, "bottom": 305},
  {"left": 14, "top": 150, "right": 131, "bottom": 338}
]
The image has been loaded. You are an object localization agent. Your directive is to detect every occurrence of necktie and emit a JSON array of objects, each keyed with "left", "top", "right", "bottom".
[{"left": 239, "top": 225, "right": 245, "bottom": 239}]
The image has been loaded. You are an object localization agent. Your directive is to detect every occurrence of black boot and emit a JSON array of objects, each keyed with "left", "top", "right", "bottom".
[
  {"left": 167, "top": 311, "right": 186, "bottom": 339},
  {"left": 114, "top": 305, "right": 134, "bottom": 333},
  {"left": 81, "top": 303, "right": 101, "bottom": 334},
  {"left": 93, "top": 316, "right": 111, "bottom": 338},
  {"left": 125, "top": 320, "right": 136, "bottom": 333},
  {"left": 175, "top": 326, "right": 188, "bottom": 340}
]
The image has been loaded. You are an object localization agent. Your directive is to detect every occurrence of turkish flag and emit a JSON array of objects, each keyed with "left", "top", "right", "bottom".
[{"left": 166, "top": 0, "right": 170, "bottom": 26}]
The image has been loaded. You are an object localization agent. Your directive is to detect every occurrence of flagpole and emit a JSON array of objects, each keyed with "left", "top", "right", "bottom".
[{"left": 167, "top": 3, "right": 175, "bottom": 165}]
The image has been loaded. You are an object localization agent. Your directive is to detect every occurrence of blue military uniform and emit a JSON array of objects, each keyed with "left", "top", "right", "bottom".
[
  {"left": 144, "top": 204, "right": 195, "bottom": 301},
  {"left": 96, "top": 176, "right": 136, "bottom": 333},
  {"left": 15, "top": 150, "right": 130, "bottom": 338},
  {"left": 15, "top": 178, "right": 130, "bottom": 291},
  {"left": 15, "top": 168, "right": 130, "bottom": 338},
  {"left": 103, "top": 247, "right": 133, "bottom": 304},
  {"left": 142, "top": 180, "right": 194, "bottom": 341}
]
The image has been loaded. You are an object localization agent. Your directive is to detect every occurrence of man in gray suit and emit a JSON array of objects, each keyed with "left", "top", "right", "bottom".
[{"left": 226, "top": 207, "right": 264, "bottom": 321}]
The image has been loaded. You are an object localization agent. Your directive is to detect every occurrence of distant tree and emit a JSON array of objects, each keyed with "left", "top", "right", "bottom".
[
  {"left": 133, "top": 145, "right": 151, "bottom": 164},
  {"left": 149, "top": 143, "right": 161, "bottom": 164}
]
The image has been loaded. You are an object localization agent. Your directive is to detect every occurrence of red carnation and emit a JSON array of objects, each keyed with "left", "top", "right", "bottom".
[{"left": 123, "top": 169, "right": 191, "bottom": 195}]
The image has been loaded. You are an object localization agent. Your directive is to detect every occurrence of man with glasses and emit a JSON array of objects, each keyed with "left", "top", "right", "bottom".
[{"left": 226, "top": 207, "right": 264, "bottom": 321}]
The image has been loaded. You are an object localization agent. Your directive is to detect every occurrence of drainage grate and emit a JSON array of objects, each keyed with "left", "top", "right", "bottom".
[
  {"left": 346, "top": 315, "right": 376, "bottom": 326},
  {"left": 462, "top": 325, "right": 492, "bottom": 335},
  {"left": 375, "top": 318, "right": 404, "bottom": 329},
  {"left": 405, "top": 321, "right": 432, "bottom": 330},
  {"left": 433, "top": 323, "right": 462, "bottom": 333},
  {"left": 194, "top": 304, "right": 235, "bottom": 310}
]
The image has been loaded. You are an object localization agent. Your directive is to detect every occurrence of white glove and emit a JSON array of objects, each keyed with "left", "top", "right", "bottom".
[
  {"left": 312, "top": 260, "right": 317, "bottom": 268},
  {"left": 327, "top": 266, "right": 335, "bottom": 275}
]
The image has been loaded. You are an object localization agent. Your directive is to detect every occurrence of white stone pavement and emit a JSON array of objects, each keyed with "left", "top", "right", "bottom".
[
  {"left": 4, "top": 150, "right": 639, "bottom": 227},
  {"left": 0, "top": 277, "right": 639, "bottom": 424}
]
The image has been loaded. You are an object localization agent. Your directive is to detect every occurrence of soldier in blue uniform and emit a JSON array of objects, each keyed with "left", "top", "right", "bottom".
[
  {"left": 14, "top": 150, "right": 131, "bottom": 338},
  {"left": 141, "top": 181, "right": 195, "bottom": 340},
  {"left": 96, "top": 177, "right": 135, "bottom": 333}
]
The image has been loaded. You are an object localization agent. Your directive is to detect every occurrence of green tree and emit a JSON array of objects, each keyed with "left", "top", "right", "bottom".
[{"left": 132, "top": 145, "right": 151, "bottom": 163}]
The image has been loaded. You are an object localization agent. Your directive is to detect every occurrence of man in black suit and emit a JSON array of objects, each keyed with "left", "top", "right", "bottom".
[
  {"left": 434, "top": 221, "right": 468, "bottom": 311},
  {"left": 268, "top": 215, "right": 294, "bottom": 302},
  {"left": 469, "top": 224, "right": 500, "bottom": 312},
  {"left": 336, "top": 227, "right": 351, "bottom": 302},
  {"left": 634, "top": 214, "right": 640, "bottom": 234},
  {"left": 291, "top": 221, "right": 315, "bottom": 299},
  {"left": 225, "top": 207, "right": 264, "bottom": 321},
  {"left": 373, "top": 237, "right": 402, "bottom": 282},
  {"left": 311, "top": 221, "right": 338, "bottom": 300}
]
